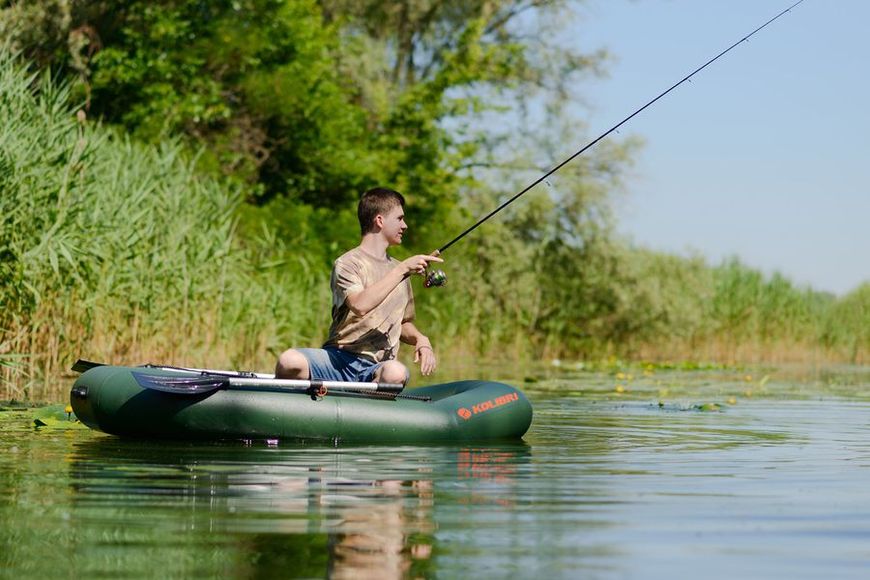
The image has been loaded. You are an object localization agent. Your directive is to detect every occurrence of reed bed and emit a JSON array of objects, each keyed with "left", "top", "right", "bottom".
[{"left": 0, "top": 53, "right": 327, "bottom": 399}]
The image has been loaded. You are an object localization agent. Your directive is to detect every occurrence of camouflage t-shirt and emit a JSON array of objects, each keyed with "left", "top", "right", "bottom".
[{"left": 323, "top": 247, "right": 415, "bottom": 362}]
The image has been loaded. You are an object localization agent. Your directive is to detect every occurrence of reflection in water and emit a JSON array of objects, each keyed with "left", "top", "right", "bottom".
[
  {"left": 8, "top": 388, "right": 869, "bottom": 578},
  {"left": 66, "top": 438, "right": 530, "bottom": 578},
  {"left": 325, "top": 479, "right": 432, "bottom": 579}
]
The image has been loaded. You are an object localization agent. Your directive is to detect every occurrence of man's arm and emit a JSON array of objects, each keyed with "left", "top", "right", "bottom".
[
  {"left": 401, "top": 321, "right": 436, "bottom": 376},
  {"left": 345, "top": 254, "right": 442, "bottom": 316}
]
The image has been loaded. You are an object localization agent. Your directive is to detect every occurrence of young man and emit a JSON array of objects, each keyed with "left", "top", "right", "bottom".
[{"left": 275, "top": 187, "right": 443, "bottom": 385}]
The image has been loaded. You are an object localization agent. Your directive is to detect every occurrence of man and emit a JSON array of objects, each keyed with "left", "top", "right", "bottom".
[{"left": 275, "top": 187, "right": 443, "bottom": 385}]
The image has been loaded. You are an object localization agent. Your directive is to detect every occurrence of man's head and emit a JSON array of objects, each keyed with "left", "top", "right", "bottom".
[{"left": 358, "top": 187, "right": 407, "bottom": 242}]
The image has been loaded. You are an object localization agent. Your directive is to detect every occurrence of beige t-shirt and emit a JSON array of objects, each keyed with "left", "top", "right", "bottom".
[{"left": 323, "top": 247, "right": 415, "bottom": 362}]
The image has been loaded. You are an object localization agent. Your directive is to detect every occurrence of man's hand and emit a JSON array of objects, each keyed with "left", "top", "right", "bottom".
[
  {"left": 400, "top": 252, "right": 443, "bottom": 276},
  {"left": 414, "top": 341, "right": 437, "bottom": 376}
]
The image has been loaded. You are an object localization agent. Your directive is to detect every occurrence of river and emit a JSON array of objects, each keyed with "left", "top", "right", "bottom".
[{"left": 1, "top": 364, "right": 868, "bottom": 578}]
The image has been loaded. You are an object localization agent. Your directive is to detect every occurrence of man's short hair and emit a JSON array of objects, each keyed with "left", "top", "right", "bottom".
[{"left": 358, "top": 187, "right": 405, "bottom": 235}]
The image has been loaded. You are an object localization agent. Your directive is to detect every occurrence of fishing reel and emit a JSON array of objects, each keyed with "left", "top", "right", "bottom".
[{"left": 424, "top": 268, "right": 447, "bottom": 288}]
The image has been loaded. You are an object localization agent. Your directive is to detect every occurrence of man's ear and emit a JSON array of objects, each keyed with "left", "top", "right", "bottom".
[{"left": 373, "top": 214, "right": 384, "bottom": 230}]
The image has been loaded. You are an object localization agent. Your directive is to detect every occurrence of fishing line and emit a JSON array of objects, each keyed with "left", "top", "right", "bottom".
[{"left": 426, "top": 0, "right": 807, "bottom": 288}]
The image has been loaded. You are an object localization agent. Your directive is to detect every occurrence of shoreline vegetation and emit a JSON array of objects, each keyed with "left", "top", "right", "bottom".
[{"left": 1, "top": 1, "right": 866, "bottom": 401}]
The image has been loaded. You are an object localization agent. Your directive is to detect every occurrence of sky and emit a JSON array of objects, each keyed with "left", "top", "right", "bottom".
[{"left": 562, "top": 0, "right": 869, "bottom": 295}]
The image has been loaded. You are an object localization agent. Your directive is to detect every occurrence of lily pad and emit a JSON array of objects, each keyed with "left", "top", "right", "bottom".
[{"left": 32, "top": 404, "right": 88, "bottom": 429}]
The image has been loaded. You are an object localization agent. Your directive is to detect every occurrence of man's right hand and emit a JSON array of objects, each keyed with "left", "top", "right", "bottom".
[{"left": 401, "top": 253, "right": 443, "bottom": 276}]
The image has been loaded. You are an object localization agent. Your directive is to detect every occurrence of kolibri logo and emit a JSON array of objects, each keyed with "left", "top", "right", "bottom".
[{"left": 456, "top": 392, "right": 519, "bottom": 420}]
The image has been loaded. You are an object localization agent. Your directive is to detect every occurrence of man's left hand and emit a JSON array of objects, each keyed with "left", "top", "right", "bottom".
[{"left": 414, "top": 343, "right": 437, "bottom": 376}]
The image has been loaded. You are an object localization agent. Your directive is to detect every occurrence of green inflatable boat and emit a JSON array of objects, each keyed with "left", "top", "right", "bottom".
[{"left": 69, "top": 362, "right": 533, "bottom": 443}]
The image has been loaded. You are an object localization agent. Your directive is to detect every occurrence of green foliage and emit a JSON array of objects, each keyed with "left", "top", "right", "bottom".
[
  {"left": 0, "top": 1, "right": 866, "bottom": 400},
  {"left": 87, "top": 0, "right": 380, "bottom": 206},
  {"left": 0, "top": 0, "right": 603, "bottom": 225}
]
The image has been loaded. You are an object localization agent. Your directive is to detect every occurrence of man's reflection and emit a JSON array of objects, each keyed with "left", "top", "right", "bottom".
[
  {"left": 326, "top": 479, "right": 434, "bottom": 579},
  {"left": 70, "top": 440, "right": 529, "bottom": 578}
]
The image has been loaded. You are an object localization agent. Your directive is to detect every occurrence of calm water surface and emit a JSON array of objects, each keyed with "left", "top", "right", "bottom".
[{"left": 2, "top": 367, "right": 869, "bottom": 578}]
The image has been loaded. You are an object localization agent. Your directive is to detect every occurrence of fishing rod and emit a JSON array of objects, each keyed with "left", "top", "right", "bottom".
[{"left": 423, "top": 0, "right": 807, "bottom": 289}]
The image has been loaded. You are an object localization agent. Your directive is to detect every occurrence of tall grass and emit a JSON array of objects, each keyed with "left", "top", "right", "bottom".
[
  {"left": 412, "top": 205, "right": 867, "bottom": 365},
  {"left": 0, "top": 52, "right": 328, "bottom": 399},
  {"left": 619, "top": 255, "right": 867, "bottom": 364}
]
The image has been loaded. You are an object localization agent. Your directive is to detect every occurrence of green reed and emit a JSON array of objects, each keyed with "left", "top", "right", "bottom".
[
  {"left": 0, "top": 52, "right": 327, "bottom": 399},
  {"left": 415, "top": 241, "right": 867, "bottom": 365}
]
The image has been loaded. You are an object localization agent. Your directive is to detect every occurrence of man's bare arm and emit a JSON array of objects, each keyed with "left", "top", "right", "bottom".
[{"left": 345, "top": 254, "right": 442, "bottom": 316}]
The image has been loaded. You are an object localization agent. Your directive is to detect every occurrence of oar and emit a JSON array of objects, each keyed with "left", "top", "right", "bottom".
[
  {"left": 131, "top": 371, "right": 405, "bottom": 396},
  {"left": 71, "top": 359, "right": 104, "bottom": 373},
  {"left": 73, "top": 358, "right": 278, "bottom": 379},
  {"left": 71, "top": 359, "right": 274, "bottom": 378},
  {"left": 74, "top": 359, "right": 404, "bottom": 395}
]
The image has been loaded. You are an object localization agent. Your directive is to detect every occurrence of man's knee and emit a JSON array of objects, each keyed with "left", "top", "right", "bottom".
[
  {"left": 377, "top": 360, "right": 409, "bottom": 385},
  {"left": 275, "top": 349, "right": 309, "bottom": 379}
]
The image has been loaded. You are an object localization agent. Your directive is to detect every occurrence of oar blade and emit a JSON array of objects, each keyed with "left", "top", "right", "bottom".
[
  {"left": 132, "top": 371, "right": 228, "bottom": 395},
  {"left": 71, "top": 359, "right": 105, "bottom": 373}
]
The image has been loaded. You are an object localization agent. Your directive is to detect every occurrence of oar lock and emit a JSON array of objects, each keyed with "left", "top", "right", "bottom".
[{"left": 308, "top": 380, "right": 329, "bottom": 400}]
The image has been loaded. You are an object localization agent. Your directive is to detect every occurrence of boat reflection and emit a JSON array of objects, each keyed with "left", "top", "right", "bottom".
[{"left": 68, "top": 438, "right": 530, "bottom": 578}]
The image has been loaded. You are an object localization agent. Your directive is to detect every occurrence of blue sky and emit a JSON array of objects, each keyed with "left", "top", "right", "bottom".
[{"left": 565, "top": 0, "right": 868, "bottom": 295}]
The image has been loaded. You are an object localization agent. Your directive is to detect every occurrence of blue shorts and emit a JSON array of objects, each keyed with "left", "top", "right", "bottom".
[{"left": 297, "top": 347, "right": 407, "bottom": 383}]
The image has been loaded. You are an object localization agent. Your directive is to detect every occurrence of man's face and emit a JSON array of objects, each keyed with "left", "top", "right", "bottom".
[{"left": 379, "top": 205, "right": 407, "bottom": 246}]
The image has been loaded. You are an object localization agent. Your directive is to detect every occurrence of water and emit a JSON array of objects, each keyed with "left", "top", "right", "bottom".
[{"left": 2, "top": 367, "right": 870, "bottom": 578}]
